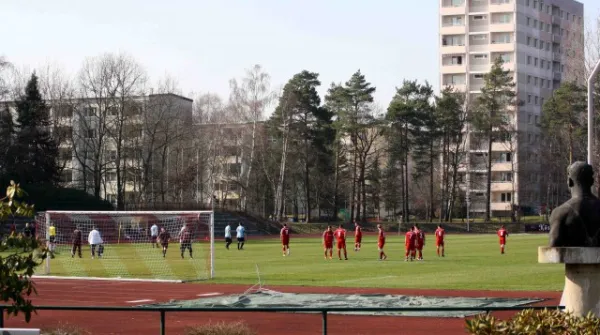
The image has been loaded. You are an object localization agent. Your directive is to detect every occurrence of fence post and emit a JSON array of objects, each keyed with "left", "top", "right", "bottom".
[
  {"left": 0, "top": 306, "right": 4, "bottom": 328},
  {"left": 160, "top": 309, "right": 166, "bottom": 335},
  {"left": 322, "top": 310, "right": 327, "bottom": 335}
]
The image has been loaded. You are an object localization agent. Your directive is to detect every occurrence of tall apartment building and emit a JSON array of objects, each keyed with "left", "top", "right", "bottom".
[{"left": 439, "top": 0, "right": 584, "bottom": 217}]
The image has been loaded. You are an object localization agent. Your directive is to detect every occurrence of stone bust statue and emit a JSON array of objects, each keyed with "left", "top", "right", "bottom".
[{"left": 549, "top": 161, "right": 600, "bottom": 247}]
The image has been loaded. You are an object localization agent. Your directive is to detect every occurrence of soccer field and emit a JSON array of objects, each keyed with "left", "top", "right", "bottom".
[{"left": 37, "top": 233, "right": 563, "bottom": 291}]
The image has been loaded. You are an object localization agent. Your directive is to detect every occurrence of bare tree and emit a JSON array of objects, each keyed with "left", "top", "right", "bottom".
[
  {"left": 75, "top": 53, "right": 147, "bottom": 208},
  {"left": 228, "top": 65, "right": 274, "bottom": 211}
]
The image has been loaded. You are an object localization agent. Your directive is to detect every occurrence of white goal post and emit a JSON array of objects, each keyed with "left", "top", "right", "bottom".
[{"left": 34, "top": 210, "right": 215, "bottom": 283}]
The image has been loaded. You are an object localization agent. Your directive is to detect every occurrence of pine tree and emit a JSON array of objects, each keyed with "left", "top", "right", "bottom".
[
  {"left": 13, "top": 73, "right": 59, "bottom": 185},
  {"left": 471, "top": 58, "right": 517, "bottom": 221},
  {"left": 0, "top": 106, "right": 15, "bottom": 183}
]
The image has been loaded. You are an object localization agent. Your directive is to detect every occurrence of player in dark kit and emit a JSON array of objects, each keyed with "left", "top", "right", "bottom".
[
  {"left": 158, "top": 227, "right": 171, "bottom": 258},
  {"left": 71, "top": 226, "right": 82, "bottom": 258}
]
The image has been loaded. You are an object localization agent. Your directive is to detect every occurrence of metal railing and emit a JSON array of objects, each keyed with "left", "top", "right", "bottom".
[{"left": 0, "top": 305, "right": 563, "bottom": 335}]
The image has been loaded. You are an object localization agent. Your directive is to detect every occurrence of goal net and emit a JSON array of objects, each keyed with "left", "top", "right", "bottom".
[{"left": 34, "top": 211, "right": 214, "bottom": 283}]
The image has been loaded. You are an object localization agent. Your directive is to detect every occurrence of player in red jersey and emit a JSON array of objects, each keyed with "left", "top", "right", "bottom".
[
  {"left": 354, "top": 221, "right": 362, "bottom": 251},
  {"left": 334, "top": 224, "right": 348, "bottom": 260},
  {"left": 377, "top": 224, "right": 387, "bottom": 261},
  {"left": 414, "top": 224, "right": 425, "bottom": 261},
  {"left": 497, "top": 225, "right": 508, "bottom": 254},
  {"left": 435, "top": 224, "right": 445, "bottom": 257},
  {"left": 280, "top": 224, "right": 290, "bottom": 257},
  {"left": 404, "top": 226, "right": 416, "bottom": 261},
  {"left": 322, "top": 226, "right": 334, "bottom": 260}
]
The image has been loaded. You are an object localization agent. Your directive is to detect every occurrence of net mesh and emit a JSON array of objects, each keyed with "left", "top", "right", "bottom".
[{"left": 35, "top": 211, "right": 213, "bottom": 282}]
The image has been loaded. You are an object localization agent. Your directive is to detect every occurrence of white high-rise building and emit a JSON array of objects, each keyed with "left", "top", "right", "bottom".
[{"left": 439, "top": 0, "right": 584, "bottom": 217}]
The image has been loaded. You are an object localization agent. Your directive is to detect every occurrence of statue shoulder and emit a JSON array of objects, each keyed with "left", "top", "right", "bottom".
[{"left": 549, "top": 202, "right": 573, "bottom": 221}]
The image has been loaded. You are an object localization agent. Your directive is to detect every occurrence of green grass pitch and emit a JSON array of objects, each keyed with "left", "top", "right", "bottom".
[{"left": 37, "top": 234, "right": 562, "bottom": 291}]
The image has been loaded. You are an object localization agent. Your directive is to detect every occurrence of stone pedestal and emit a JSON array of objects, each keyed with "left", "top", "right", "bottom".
[{"left": 538, "top": 247, "right": 600, "bottom": 317}]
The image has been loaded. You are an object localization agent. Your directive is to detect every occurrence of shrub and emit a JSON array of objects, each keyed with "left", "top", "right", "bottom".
[
  {"left": 185, "top": 321, "right": 257, "bottom": 335},
  {"left": 41, "top": 323, "right": 90, "bottom": 335},
  {"left": 465, "top": 308, "right": 600, "bottom": 335}
]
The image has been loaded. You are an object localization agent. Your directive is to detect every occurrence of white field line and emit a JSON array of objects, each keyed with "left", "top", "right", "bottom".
[
  {"left": 126, "top": 299, "right": 155, "bottom": 303},
  {"left": 197, "top": 292, "right": 223, "bottom": 297},
  {"left": 338, "top": 275, "right": 397, "bottom": 284},
  {"left": 32, "top": 275, "right": 182, "bottom": 283}
]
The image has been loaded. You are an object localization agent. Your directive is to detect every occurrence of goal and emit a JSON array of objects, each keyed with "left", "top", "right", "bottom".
[{"left": 34, "top": 211, "right": 214, "bottom": 283}]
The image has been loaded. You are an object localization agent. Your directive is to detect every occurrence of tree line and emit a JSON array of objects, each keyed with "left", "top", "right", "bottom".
[{"left": 0, "top": 16, "right": 599, "bottom": 220}]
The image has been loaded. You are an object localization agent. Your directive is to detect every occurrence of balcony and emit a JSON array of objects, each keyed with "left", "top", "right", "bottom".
[
  {"left": 469, "top": 83, "right": 484, "bottom": 92},
  {"left": 470, "top": 5, "right": 488, "bottom": 13},
  {"left": 552, "top": 15, "right": 561, "bottom": 25},
  {"left": 489, "top": 42, "right": 514, "bottom": 52},
  {"left": 469, "top": 44, "right": 488, "bottom": 52},
  {"left": 553, "top": 52, "right": 561, "bottom": 62},
  {"left": 491, "top": 202, "right": 511, "bottom": 211},
  {"left": 490, "top": 23, "right": 514, "bottom": 33},
  {"left": 489, "top": 3, "right": 514, "bottom": 13},
  {"left": 441, "top": 64, "right": 467, "bottom": 74},
  {"left": 491, "top": 181, "right": 514, "bottom": 192},
  {"left": 492, "top": 162, "right": 512, "bottom": 171},
  {"left": 441, "top": 45, "right": 467, "bottom": 54},
  {"left": 441, "top": 2, "right": 466, "bottom": 15},
  {"left": 441, "top": 25, "right": 466, "bottom": 35},
  {"left": 554, "top": 72, "right": 562, "bottom": 81},
  {"left": 470, "top": 63, "right": 490, "bottom": 72},
  {"left": 442, "top": 83, "right": 467, "bottom": 92},
  {"left": 552, "top": 34, "right": 561, "bottom": 43},
  {"left": 469, "top": 23, "right": 489, "bottom": 34},
  {"left": 492, "top": 141, "right": 512, "bottom": 151}
]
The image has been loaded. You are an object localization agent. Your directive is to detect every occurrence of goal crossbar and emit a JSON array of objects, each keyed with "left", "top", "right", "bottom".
[{"left": 36, "top": 210, "right": 215, "bottom": 283}]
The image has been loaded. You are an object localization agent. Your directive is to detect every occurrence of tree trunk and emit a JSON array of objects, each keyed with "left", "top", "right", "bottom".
[
  {"left": 333, "top": 141, "right": 340, "bottom": 221},
  {"left": 242, "top": 120, "right": 257, "bottom": 211},
  {"left": 275, "top": 126, "right": 289, "bottom": 220},
  {"left": 360, "top": 158, "right": 367, "bottom": 222},
  {"left": 404, "top": 125, "right": 410, "bottom": 223},
  {"left": 429, "top": 140, "right": 435, "bottom": 222},
  {"left": 485, "top": 130, "right": 493, "bottom": 221},
  {"left": 350, "top": 139, "right": 357, "bottom": 222},
  {"left": 304, "top": 139, "right": 311, "bottom": 223}
]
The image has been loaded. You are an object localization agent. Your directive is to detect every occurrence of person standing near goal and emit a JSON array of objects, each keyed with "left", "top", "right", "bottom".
[
  {"left": 71, "top": 226, "right": 82, "bottom": 258},
  {"left": 47, "top": 222, "right": 57, "bottom": 256},
  {"left": 224, "top": 224, "right": 232, "bottom": 250},
  {"left": 157, "top": 227, "right": 171, "bottom": 258},
  {"left": 179, "top": 223, "right": 193, "bottom": 259},
  {"left": 236, "top": 222, "right": 246, "bottom": 250},
  {"left": 280, "top": 223, "right": 290, "bottom": 256},
  {"left": 88, "top": 227, "right": 104, "bottom": 259},
  {"left": 150, "top": 223, "right": 159, "bottom": 248}
]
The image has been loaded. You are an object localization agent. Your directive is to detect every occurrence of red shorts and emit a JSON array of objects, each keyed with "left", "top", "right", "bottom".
[
  {"left": 499, "top": 239, "right": 506, "bottom": 245},
  {"left": 415, "top": 243, "right": 423, "bottom": 250},
  {"left": 378, "top": 240, "right": 385, "bottom": 249},
  {"left": 436, "top": 240, "right": 444, "bottom": 247},
  {"left": 405, "top": 244, "right": 415, "bottom": 251},
  {"left": 355, "top": 235, "right": 362, "bottom": 243},
  {"left": 337, "top": 240, "right": 346, "bottom": 249},
  {"left": 282, "top": 238, "right": 289, "bottom": 246},
  {"left": 324, "top": 241, "right": 333, "bottom": 249}
]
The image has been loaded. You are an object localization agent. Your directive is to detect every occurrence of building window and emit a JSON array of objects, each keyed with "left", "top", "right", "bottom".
[
  {"left": 86, "top": 129, "right": 96, "bottom": 139},
  {"left": 527, "top": 17, "right": 531, "bottom": 26},
  {"left": 535, "top": 115, "right": 539, "bottom": 124},
  {"left": 60, "top": 170, "right": 73, "bottom": 183},
  {"left": 527, "top": 36, "right": 531, "bottom": 46},
  {"left": 534, "top": 77, "right": 538, "bottom": 86},
  {"left": 501, "top": 193, "right": 512, "bottom": 202},
  {"left": 527, "top": 75, "right": 532, "bottom": 84},
  {"left": 527, "top": 56, "right": 532, "bottom": 64},
  {"left": 528, "top": 95, "right": 532, "bottom": 103},
  {"left": 535, "top": 96, "right": 539, "bottom": 105}
]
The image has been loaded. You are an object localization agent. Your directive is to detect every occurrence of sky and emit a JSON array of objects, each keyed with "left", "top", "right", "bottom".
[{"left": 2, "top": 0, "right": 599, "bottom": 114}]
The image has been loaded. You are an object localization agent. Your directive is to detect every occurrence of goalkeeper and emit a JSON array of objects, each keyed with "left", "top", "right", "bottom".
[
  {"left": 157, "top": 227, "right": 171, "bottom": 258},
  {"left": 179, "top": 223, "right": 193, "bottom": 259}
]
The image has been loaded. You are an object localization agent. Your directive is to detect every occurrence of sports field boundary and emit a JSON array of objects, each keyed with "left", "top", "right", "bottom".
[
  {"left": 31, "top": 275, "right": 183, "bottom": 283},
  {"left": 0, "top": 304, "right": 564, "bottom": 335}
]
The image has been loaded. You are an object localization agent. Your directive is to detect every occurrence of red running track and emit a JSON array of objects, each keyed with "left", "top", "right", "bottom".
[{"left": 3, "top": 279, "right": 560, "bottom": 335}]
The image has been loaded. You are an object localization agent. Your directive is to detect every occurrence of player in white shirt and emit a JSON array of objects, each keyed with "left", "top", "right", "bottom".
[
  {"left": 150, "top": 223, "right": 159, "bottom": 248},
  {"left": 224, "top": 224, "right": 232, "bottom": 250},
  {"left": 88, "top": 227, "right": 104, "bottom": 259},
  {"left": 236, "top": 223, "right": 246, "bottom": 250}
]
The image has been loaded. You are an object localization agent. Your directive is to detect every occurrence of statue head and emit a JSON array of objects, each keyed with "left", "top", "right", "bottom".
[{"left": 567, "top": 161, "right": 594, "bottom": 193}]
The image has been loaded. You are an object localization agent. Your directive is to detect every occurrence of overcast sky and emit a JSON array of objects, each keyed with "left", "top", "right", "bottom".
[{"left": 2, "top": 0, "right": 599, "bottom": 113}]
